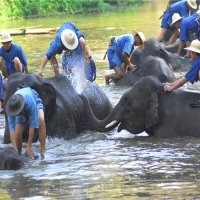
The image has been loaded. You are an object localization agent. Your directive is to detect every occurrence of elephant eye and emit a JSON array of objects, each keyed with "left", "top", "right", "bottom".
[{"left": 122, "top": 96, "right": 129, "bottom": 105}]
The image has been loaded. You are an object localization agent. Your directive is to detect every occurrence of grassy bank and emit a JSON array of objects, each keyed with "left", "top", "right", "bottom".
[{"left": 0, "top": 0, "right": 146, "bottom": 19}]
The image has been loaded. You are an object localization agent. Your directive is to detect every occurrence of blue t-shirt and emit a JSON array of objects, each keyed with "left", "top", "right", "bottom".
[
  {"left": 185, "top": 56, "right": 200, "bottom": 84},
  {"left": 7, "top": 87, "right": 44, "bottom": 132},
  {"left": 107, "top": 34, "right": 134, "bottom": 69},
  {"left": 180, "top": 13, "right": 200, "bottom": 41},
  {"left": 161, "top": 0, "right": 189, "bottom": 29},
  {"left": 0, "top": 43, "right": 27, "bottom": 74},
  {"left": 46, "top": 22, "right": 84, "bottom": 59}
]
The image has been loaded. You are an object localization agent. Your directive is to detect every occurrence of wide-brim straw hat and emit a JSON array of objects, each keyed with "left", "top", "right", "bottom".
[
  {"left": 184, "top": 39, "right": 200, "bottom": 54},
  {"left": 6, "top": 94, "right": 25, "bottom": 116},
  {"left": 187, "top": 0, "right": 197, "bottom": 10},
  {"left": 1, "top": 31, "right": 13, "bottom": 43},
  {"left": 61, "top": 29, "right": 78, "bottom": 50},
  {"left": 135, "top": 32, "right": 145, "bottom": 44},
  {"left": 170, "top": 13, "right": 183, "bottom": 26}
]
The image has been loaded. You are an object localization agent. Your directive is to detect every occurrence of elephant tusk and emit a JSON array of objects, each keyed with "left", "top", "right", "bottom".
[{"left": 105, "top": 120, "right": 118, "bottom": 128}]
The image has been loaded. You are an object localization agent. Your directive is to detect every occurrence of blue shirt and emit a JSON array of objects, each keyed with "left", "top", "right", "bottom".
[
  {"left": 108, "top": 34, "right": 134, "bottom": 69},
  {"left": 0, "top": 43, "right": 27, "bottom": 74},
  {"left": 180, "top": 13, "right": 200, "bottom": 41},
  {"left": 161, "top": 0, "right": 189, "bottom": 29},
  {"left": 185, "top": 56, "right": 200, "bottom": 84},
  {"left": 46, "top": 22, "right": 84, "bottom": 60},
  {"left": 7, "top": 87, "right": 44, "bottom": 132}
]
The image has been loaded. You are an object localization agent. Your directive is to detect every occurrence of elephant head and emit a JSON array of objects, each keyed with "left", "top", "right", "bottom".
[
  {"left": 115, "top": 55, "right": 176, "bottom": 86},
  {"left": 81, "top": 75, "right": 162, "bottom": 134},
  {"left": 131, "top": 38, "right": 190, "bottom": 72}
]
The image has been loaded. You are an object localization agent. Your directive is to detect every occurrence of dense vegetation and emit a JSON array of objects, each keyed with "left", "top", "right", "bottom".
[{"left": 0, "top": 0, "right": 146, "bottom": 19}]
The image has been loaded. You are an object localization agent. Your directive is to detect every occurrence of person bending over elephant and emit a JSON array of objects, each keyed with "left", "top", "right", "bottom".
[
  {"left": 105, "top": 32, "right": 145, "bottom": 84},
  {"left": 38, "top": 22, "right": 88, "bottom": 77},
  {"left": 164, "top": 39, "right": 200, "bottom": 95},
  {"left": 157, "top": 0, "right": 197, "bottom": 44},
  {"left": 6, "top": 86, "right": 46, "bottom": 160}
]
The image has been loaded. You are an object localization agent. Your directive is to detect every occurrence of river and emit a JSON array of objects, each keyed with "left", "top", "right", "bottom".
[{"left": 0, "top": 0, "right": 200, "bottom": 199}]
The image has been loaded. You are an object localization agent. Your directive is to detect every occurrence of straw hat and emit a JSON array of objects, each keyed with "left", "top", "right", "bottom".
[
  {"left": 135, "top": 32, "right": 145, "bottom": 43},
  {"left": 61, "top": 29, "right": 78, "bottom": 50},
  {"left": 184, "top": 39, "right": 200, "bottom": 54},
  {"left": 187, "top": 0, "right": 197, "bottom": 10},
  {"left": 170, "top": 13, "right": 183, "bottom": 26},
  {"left": 6, "top": 94, "right": 25, "bottom": 116},
  {"left": 1, "top": 31, "right": 13, "bottom": 43}
]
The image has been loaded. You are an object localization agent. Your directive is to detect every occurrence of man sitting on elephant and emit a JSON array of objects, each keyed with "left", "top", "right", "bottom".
[
  {"left": 37, "top": 22, "right": 89, "bottom": 77},
  {"left": 6, "top": 86, "right": 46, "bottom": 160},
  {"left": 157, "top": 0, "right": 197, "bottom": 44},
  {"left": 105, "top": 32, "right": 145, "bottom": 84},
  {"left": 164, "top": 39, "right": 200, "bottom": 92}
]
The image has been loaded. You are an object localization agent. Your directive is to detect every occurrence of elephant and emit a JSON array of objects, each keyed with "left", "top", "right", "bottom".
[
  {"left": 130, "top": 38, "right": 190, "bottom": 72},
  {"left": 3, "top": 73, "right": 113, "bottom": 144},
  {"left": 0, "top": 146, "right": 40, "bottom": 170},
  {"left": 115, "top": 55, "right": 176, "bottom": 86},
  {"left": 81, "top": 75, "right": 200, "bottom": 137}
]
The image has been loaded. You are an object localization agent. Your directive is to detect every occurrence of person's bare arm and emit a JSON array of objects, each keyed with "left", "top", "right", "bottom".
[
  {"left": 37, "top": 55, "right": 48, "bottom": 77},
  {"left": 177, "top": 41, "right": 186, "bottom": 56},
  {"left": 164, "top": 77, "right": 187, "bottom": 92},
  {"left": 26, "top": 127, "right": 35, "bottom": 159},
  {"left": 79, "top": 37, "right": 89, "bottom": 62}
]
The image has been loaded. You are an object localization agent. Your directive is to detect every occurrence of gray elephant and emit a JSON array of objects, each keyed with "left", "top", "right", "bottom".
[
  {"left": 82, "top": 75, "right": 200, "bottom": 137},
  {"left": 3, "top": 73, "right": 112, "bottom": 144},
  {"left": 130, "top": 38, "right": 190, "bottom": 72},
  {"left": 0, "top": 146, "right": 40, "bottom": 170},
  {"left": 115, "top": 55, "right": 176, "bottom": 86}
]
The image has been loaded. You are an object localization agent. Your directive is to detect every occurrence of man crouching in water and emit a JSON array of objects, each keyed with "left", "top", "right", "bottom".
[
  {"left": 105, "top": 32, "right": 145, "bottom": 84},
  {"left": 6, "top": 86, "right": 46, "bottom": 159}
]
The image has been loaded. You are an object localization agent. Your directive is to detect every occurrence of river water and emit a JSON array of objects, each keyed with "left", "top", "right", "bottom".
[{"left": 0, "top": 1, "right": 200, "bottom": 199}]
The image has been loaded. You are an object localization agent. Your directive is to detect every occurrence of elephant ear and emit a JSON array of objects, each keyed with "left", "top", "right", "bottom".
[
  {"left": 38, "top": 83, "right": 56, "bottom": 119},
  {"left": 145, "top": 92, "right": 159, "bottom": 129}
]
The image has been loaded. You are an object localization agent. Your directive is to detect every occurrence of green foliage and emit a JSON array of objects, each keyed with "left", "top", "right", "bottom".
[{"left": 0, "top": 0, "right": 146, "bottom": 19}]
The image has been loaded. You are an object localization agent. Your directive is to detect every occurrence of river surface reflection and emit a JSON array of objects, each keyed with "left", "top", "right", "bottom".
[{"left": 0, "top": 1, "right": 200, "bottom": 199}]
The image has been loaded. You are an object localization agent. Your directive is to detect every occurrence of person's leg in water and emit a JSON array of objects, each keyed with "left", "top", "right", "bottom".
[{"left": 105, "top": 66, "right": 123, "bottom": 84}]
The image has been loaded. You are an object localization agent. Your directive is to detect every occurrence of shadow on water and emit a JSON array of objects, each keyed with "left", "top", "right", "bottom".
[{"left": 1, "top": 0, "right": 200, "bottom": 199}]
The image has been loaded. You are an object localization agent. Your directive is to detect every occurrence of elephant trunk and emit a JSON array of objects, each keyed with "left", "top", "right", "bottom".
[{"left": 81, "top": 94, "right": 119, "bottom": 132}]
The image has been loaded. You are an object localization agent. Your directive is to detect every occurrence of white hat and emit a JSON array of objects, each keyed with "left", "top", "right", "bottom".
[
  {"left": 170, "top": 13, "right": 183, "bottom": 26},
  {"left": 135, "top": 32, "right": 145, "bottom": 43},
  {"left": 1, "top": 31, "right": 13, "bottom": 43},
  {"left": 187, "top": 0, "right": 197, "bottom": 10},
  {"left": 184, "top": 39, "right": 200, "bottom": 54},
  {"left": 61, "top": 29, "right": 78, "bottom": 50}
]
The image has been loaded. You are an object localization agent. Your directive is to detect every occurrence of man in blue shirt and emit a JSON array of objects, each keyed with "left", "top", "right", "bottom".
[
  {"left": 6, "top": 87, "right": 46, "bottom": 160},
  {"left": 157, "top": 0, "right": 197, "bottom": 44},
  {"left": 0, "top": 32, "right": 28, "bottom": 78},
  {"left": 178, "top": 12, "right": 200, "bottom": 56},
  {"left": 105, "top": 32, "right": 145, "bottom": 84},
  {"left": 164, "top": 39, "right": 200, "bottom": 91},
  {"left": 38, "top": 22, "right": 88, "bottom": 77}
]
